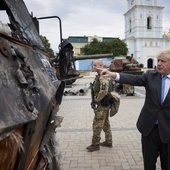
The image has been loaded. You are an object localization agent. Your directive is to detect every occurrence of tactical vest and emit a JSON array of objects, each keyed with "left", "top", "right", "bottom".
[{"left": 93, "top": 75, "right": 114, "bottom": 95}]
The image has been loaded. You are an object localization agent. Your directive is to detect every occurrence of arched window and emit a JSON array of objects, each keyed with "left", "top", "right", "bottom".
[
  {"left": 147, "top": 58, "right": 153, "bottom": 68},
  {"left": 147, "top": 16, "right": 152, "bottom": 29}
]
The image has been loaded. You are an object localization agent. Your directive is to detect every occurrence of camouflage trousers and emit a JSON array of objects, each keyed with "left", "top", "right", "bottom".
[{"left": 92, "top": 104, "right": 112, "bottom": 145}]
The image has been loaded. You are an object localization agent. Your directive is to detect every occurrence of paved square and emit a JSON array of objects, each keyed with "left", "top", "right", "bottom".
[{"left": 56, "top": 73, "right": 161, "bottom": 170}]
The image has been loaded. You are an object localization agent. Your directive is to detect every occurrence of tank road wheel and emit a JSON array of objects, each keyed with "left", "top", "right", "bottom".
[{"left": 59, "top": 39, "right": 74, "bottom": 79}]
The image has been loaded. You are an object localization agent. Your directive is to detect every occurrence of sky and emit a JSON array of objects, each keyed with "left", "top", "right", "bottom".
[{"left": 1, "top": 0, "right": 170, "bottom": 52}]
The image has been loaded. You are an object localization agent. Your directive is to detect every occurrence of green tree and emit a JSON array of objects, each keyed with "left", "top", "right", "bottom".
[
  {"left": 40, "top": 35, "right": 54, "bottom": 57},
  {"left": 81, "top": 38, "right": 128, "bottom": 57},
  {"left": 81, "top": 38, "right": 101, "bottom": 55}
]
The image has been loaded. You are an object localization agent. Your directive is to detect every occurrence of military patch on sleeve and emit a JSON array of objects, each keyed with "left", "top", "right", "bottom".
[{"left": 101, "top": 82, "right": 106, "bottom": 90}]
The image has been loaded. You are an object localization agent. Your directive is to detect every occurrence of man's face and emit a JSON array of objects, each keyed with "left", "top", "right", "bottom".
[
  {"left": 157, "top": 53, "right": 170, "bottom": 75},
  {"left": 93, "top": 61, "right": 103, "bottom": 72}
]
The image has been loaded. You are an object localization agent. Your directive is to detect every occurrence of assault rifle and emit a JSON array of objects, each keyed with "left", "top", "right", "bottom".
[{"left": 90, "top": 82, "right": 97, "bottom": 111}]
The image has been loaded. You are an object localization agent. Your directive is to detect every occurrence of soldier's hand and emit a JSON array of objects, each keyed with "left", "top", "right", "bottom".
[{"left": 91, "top": 102, "right": 96, "bottom": 109}]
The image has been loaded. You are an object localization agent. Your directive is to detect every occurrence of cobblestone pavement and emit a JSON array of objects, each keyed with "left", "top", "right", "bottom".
[{"left": 56, "top": 72, "right": 161, "bottom": 170}]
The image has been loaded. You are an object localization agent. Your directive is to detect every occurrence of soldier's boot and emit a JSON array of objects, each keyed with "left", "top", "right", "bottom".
[
  {"left": 99, "top": 141, "right": 113, "bottom": 148},
  {"left": 86, "top": 144, "right": 100, "bottom": 152}
]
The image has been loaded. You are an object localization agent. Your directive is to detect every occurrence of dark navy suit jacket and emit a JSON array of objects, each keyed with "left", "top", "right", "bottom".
[{"left": 119, "top": 70, "right": 170, "bottom": 143}]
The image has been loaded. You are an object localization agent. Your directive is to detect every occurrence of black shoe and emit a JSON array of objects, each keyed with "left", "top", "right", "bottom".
[
  {"left": 100, "top": 141, "right": 112, "bottom": 148},
  {"left": 86, "top": 145, "right": 100, "bottom": 152}
]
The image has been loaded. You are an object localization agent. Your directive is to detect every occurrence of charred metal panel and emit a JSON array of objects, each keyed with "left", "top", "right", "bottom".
[
  {"left": 0, "top": 0, "right": 64, "bottom": 169},
  {"left": 3, "top": 0, "right": 44, "bottom": 48},
  {"left": 0, "top": 0, "right": 67, "bottom": 170},
  {"left": 0, "top": 34, "right": 62, "bottom": 168},
  {"left": 0, "top": 36, "right": 60, "bottom": 135}
]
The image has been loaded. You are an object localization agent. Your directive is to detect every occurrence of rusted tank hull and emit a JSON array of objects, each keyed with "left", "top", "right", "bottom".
[
  {"left": 0, "top": 0, "right": 64, "bottom": 169},
  {"left": 0, "top": 34, "right": 62, "bottom": 169},
  {"left": 109, "top": 57, "right": 144, "bottom": 95}
]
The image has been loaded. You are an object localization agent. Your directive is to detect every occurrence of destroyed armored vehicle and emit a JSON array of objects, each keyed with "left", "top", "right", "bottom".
[
  {"left": 109, "top": 56, "right": 144, "bottom": 95},
  {"left": 0, "top": 0, "right": 70, "bottom": 169}
]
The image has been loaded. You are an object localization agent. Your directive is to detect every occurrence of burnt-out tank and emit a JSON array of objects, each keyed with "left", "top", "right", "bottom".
[
  {"left": 109, "top": 56, "right": 144, "bottom": 95},
  {"left": 0, "top": 0, "right": 68, "bottom": 169}
]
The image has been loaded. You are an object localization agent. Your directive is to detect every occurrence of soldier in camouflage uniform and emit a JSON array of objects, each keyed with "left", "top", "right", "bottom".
[{"left": 86, "top": 60, "right": 113, "bottom": 152}]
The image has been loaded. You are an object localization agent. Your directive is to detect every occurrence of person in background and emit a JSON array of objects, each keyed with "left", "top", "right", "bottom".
[
  {"left": 95, "top": 48, "right": 170, "bottom": 170},
  {"left": 86, "top": 60, "right": 113, "bottom": 152}
]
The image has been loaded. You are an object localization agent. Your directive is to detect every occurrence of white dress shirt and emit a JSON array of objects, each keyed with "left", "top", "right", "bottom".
[{"left": 112, "top": 73, "right": 170, "bottom": 101}]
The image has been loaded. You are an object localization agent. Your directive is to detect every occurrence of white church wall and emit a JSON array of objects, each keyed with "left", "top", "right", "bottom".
[{"left": 125, "top": 0, "right": 169, "bottom": 68}]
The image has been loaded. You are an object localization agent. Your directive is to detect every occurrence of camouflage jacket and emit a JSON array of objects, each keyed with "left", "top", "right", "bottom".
[{"left": 93, "top": 75, "right": 111, "bottom": 102}]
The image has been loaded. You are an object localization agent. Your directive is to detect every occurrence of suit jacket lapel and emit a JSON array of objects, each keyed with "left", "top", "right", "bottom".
[{"left": 164, "top": 86, "right": 170, "bottom": 104}]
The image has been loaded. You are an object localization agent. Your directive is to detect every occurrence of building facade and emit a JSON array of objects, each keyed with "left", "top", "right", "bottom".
[
  {"left": 125, "top": 0, "right": 170, "bottom": 68},
  {"left": 68, "top": 35, "right": 116, "bottom": 55}
]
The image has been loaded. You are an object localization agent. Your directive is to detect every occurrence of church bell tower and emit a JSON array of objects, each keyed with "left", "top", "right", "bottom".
[{"left": 124, "top": 0, "right": 164, "bottom": 68}]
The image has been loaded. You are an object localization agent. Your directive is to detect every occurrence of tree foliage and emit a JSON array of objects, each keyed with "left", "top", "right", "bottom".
[
  {"left": 40, "top": 35, "right": 54, "bottom": 57},
  {"left": 81, "top": 38, "right": 128, "bottom": 57}
]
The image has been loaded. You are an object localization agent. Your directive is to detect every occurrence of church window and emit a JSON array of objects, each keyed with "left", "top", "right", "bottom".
[
  {"left": 129, "top": 19, "right": 132, "bottom": 32},
  {"left": 147, "top": 16, "right": 152, "bottom": 29}
]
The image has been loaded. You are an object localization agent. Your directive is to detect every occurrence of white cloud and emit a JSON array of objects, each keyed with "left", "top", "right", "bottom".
[{"left": 5, "top": 0, "right": 170, "bottom": 52}]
